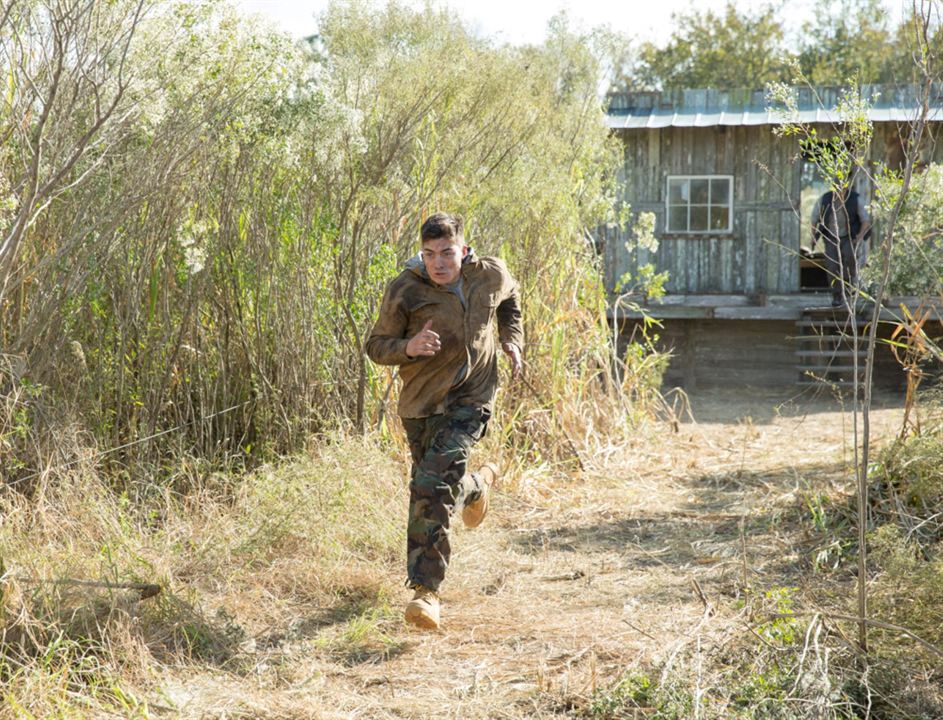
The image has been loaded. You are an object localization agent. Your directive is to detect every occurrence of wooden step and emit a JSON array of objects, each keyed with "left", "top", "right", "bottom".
[
  {"left": 795, "top": 349, "right": 868, "bottom": 358},
  {"left": 797, "top": 365, "right": 866, "bottom": 372},
  {"left": 803, "top": 304, "right": 875, "bottom": 313},
  {"left": 794, "top": 307, "right": 873, "bottom": 389},
  {"left": 794, "top": 338, "right": 864, "bottom": 348},
  {"left": 796, "top": 319, "right": 869, "bottom": 329},
  {"left": 796, "top": 380, "right": 866, "bottom": 388}
]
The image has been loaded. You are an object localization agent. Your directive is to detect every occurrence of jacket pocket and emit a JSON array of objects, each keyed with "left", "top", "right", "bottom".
[
  {"left": 404, "top": 297, "right": 444, "bottom": 336},
  {"left": 404, "top": 296, "right": 441, "bottom": 312}
]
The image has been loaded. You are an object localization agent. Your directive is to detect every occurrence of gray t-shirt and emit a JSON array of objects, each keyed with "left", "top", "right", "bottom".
[
  {"left": 444, "top": 278, "right": 468, "bottom": 388},
  {"left": 444, "top": 278, "right": 466, "bottom": 308}
]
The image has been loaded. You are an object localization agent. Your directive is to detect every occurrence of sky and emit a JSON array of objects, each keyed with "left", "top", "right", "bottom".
[{"left": 235, "top": 0, "right": 905, "bottom": 46}]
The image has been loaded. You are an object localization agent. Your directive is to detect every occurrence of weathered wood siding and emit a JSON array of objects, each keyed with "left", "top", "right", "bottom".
[
  {"left": 603, "top": 125, "right": 801, "bottom": 296},
  {"left": 605, "top": 121, "right": 943, "bottom": 297}
]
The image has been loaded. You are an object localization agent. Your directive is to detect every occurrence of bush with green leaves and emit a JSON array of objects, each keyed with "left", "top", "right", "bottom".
[
  {"left": 866, "top": 163, "right": 943, "bottom": 296},
  {"left": 0, "top": 0, "right": 644, "bottom": 484}
]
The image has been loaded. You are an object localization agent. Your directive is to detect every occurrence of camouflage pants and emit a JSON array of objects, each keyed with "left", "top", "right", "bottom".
[{"left": 401, "top": 405, "right": 490, "bottom": 592}]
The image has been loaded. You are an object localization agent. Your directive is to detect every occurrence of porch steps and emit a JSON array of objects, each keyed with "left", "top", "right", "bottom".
[{"left": 794, "top": 308, "right": 870, "bottom": 388}]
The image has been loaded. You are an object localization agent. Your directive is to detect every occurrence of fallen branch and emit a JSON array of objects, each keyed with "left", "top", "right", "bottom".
[
  {"left": 764, "top": 611, "right": 943, "bottom": 659},
  {"left": 623, "top": 618, "right": 657, "bottom": 641},
  {"left": 691, "top": 578, "right": 714, "bottom": 616},
  {"left": 14, "top": 577, "right": 161, "bottom": 600}
]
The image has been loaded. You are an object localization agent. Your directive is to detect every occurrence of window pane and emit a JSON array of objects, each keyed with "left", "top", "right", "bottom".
[
  {"left": 710, "top": 206, "right": 729, "bottom": 231},
  {"left": 668, "top": 179, "right": 688, "bottom": 204},
  {"left": 690, "top": 206, "right": 708, "bottom": 230},
  {"left": 668, "top": 206, "right": 688, "bottom": 231},
  {"left": 690, "top": 179, "right": 709, "bottom": 204},
  {"left": 711, "top": 178, "right": 730, "bottom": 205}
]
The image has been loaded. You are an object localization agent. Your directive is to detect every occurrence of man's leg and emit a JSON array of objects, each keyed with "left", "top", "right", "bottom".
[
  {"left": 402, "top": 405, "right": 489, "bottom": 593},
  {"left": 824, "top": 234, "right": 844, "bottom": 305},
  {"left": 840, "top": 235, "right": 858, "bottom": 297}
]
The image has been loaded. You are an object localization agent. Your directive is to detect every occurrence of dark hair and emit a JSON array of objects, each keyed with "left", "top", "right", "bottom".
[{"left": 420, "top": 212, "right": 464, "bottom": 244}]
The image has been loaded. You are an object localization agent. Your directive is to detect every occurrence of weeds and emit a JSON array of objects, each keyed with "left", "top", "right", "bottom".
[
  {"left": 585, "top": 607, "right": 859, "bottom": 720},
  {"left": 0, "top": 432, "right": 407, "bottom": 714},
  {"left": 587, "top": 671, "right": 692, "bottom": 719}
]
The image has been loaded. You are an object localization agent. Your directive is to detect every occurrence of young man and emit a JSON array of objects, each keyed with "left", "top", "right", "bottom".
[
  {"left": 365, "top": 212, "right": 523, "bottom": 630},
  {"left": 811, "top": 185, "right": 872, "bottom": 307}
]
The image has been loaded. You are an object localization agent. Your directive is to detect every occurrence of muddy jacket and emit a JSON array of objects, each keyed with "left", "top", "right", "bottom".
[{"left": 366, "top": 250, "right": 524, "bottom": 418}]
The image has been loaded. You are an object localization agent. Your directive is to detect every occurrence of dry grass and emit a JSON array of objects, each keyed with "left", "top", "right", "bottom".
[{"left": 2, "top": 388, "right": 939, "bottom": 718}]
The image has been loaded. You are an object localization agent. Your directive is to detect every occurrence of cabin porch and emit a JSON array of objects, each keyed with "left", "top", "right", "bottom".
[{"left": 614, "top": 294, "right": 943, "bottom": 391}]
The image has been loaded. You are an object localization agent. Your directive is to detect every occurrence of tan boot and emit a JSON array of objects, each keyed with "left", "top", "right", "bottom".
[
  {"left": 462, "top": 462, "right": 499, "bottom": 529},
  {"left": 404, "top": 586, "right": 440, "bottom": 630}
]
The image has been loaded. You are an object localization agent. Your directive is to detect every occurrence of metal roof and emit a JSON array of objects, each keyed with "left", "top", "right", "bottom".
[{"left": 606, "top": 84, "right": 943, "bottom": 129}]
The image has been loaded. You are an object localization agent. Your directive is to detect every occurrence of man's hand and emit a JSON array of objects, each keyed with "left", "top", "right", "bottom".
[
  {"left": 406, "top": 320, "right": 441, "bottom": 359},
  {"left": 502, "top": 341, "right": 522, "bottom": 379},
  {"left": 855, "top": 219, "right": 872, "bottom": 245}
]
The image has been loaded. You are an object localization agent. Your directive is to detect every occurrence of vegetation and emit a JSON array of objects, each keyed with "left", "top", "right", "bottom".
[
  {"left": 762, "top": 3, "right": 943, "bottom": 711},
  {"left": 870, "top": 401, "right": 943, "bottom": 662},
  {"left": 635, "top": 2, "right": 791, "bottom": 92},
  {"left": 0, "top": 0, "right": 635, "bottom": 488},
  {"left": 627, "top": 0, "right": 942, "bottom": 91},
  {"left": 0, "top": 0, "right": 666, "bottom": 714},
  {"left": 1, "top": 0, "right": 942, "bottom": 716},
  {"left": 865, "top": 164, "right": 943, "bottom": 296},
  {"left": 0, "top": 434, "right": 408, "bottom": 717}
]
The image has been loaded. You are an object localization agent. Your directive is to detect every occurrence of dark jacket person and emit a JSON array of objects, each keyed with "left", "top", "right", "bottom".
[{"left": 811, "top": 186, "right": 872, "bottom": 307}]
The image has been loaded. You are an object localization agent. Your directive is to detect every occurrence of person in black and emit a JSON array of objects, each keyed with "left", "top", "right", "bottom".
[{"left": 811, "top": 186, "right": 872, "bottom": 307}]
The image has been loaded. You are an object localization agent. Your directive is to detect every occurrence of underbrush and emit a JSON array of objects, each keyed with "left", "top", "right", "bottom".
[
  {"left": 864, "top": 402, "right": 943, "bottom": 717},
  {"left": 583, "top": 586, "right": 942, "bottom": 719},
  {"left": 580, "top": 395, "right": 943, "bottom": 720},
  {"left": 0, "top": 433, "right": 407, "bottom": 717},
  {"left": 583, "top": 590, "right": 863, "bottom": 720}
]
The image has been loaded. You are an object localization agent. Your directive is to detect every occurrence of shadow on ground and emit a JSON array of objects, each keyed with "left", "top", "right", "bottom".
[
  {"left": 509, "top": 459, "right": 852, "bottom": 599},
  {"left": 680, "top": 387, "right": 905, "bottom": 425},
  {"left": 252, "top": 584, "right": 414, "bottom": 667}
]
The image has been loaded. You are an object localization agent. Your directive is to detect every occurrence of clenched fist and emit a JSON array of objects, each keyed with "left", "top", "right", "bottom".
[{"left": 406, "top": 320, "right": 441, "bottom": 358}]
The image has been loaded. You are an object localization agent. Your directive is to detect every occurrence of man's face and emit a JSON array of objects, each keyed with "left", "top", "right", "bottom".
[{"left": 421, "top": 236, "right": 468, "bottom": 285}]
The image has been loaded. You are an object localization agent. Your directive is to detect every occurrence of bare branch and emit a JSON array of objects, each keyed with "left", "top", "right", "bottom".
[{"left": 766, "top": 612, "right": 943, "bottom": 660}]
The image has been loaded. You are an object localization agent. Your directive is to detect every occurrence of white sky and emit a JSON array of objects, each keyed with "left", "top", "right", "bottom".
[{"left": 235, "top": 0, "right": 905, "bottom": 46}]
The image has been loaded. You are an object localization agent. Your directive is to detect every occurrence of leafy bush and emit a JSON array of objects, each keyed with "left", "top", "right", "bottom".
[
  {"left": 867, "top": 163, "right": 943, "bottom": 296},
  {"left": 0, "top": 0, "right": 658, "bottom": 486}
]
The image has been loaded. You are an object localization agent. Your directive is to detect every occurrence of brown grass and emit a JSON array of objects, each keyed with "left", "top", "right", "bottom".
[{"left": 3, "top": 388, "right": 939, "bottom": 718}]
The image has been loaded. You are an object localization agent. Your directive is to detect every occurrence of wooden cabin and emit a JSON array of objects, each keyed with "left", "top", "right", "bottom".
[{"left": 601, "top": 84, "right": 943, "bottom": 391}]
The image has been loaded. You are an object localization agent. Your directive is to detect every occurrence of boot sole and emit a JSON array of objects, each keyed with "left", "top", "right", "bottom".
[
  {"left": 404, "top": 604, "right": 439, "bottom": 630},
  {"left": 462, "top": 497, "right": 488, "bottom": 528},
  {"left": 463, "top": 463, "right": 498, "bottom": 528}
]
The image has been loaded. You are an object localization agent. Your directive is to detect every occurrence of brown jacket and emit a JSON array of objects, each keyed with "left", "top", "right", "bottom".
[{"left": 366, "top": 250, "right": 524, "bottom": 418}]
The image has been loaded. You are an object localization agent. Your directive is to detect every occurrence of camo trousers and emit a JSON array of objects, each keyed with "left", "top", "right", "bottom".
[{"left": 401, "top": 404, "right": 490, "bottom": 592}]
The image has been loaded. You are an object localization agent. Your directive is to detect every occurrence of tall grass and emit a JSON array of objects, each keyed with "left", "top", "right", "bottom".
[
  {"left": 0, "top": 0, "right": 654, "bottom": 490},
  {"left": 0, "top": 433, "right": 407, "bottom": 716}
]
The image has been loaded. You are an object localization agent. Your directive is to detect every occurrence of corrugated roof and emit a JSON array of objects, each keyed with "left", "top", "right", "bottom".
[{"left": 606, "top": 84, "right": 943, "bottom": 129}]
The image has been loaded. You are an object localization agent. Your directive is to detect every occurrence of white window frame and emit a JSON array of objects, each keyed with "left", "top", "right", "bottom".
[{"left": 665, "top": 175, "right": 734, "bottom": 234}]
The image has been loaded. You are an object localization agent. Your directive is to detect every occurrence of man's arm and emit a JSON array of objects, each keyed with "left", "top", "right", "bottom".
[
  {"left": 365, "top": 284, "right": 415, "bottom": 366},
  {"left": 496, "top": 276, "right": 524, "bottom": 378},
  {"left": 855, "top": 198, "right": 872, "bottom": 244},
  {"left": 809, "top": 196, "right": 822, "bottom": 249}
]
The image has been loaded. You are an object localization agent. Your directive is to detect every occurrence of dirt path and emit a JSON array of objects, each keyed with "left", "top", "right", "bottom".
[{"left": 161, "top": 390, "right": 907, "bottom": 719}]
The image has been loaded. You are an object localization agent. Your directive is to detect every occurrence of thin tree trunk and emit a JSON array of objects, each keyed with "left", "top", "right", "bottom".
[{"left": 856, "top": 63, "right": 933, "bottom": 653}]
